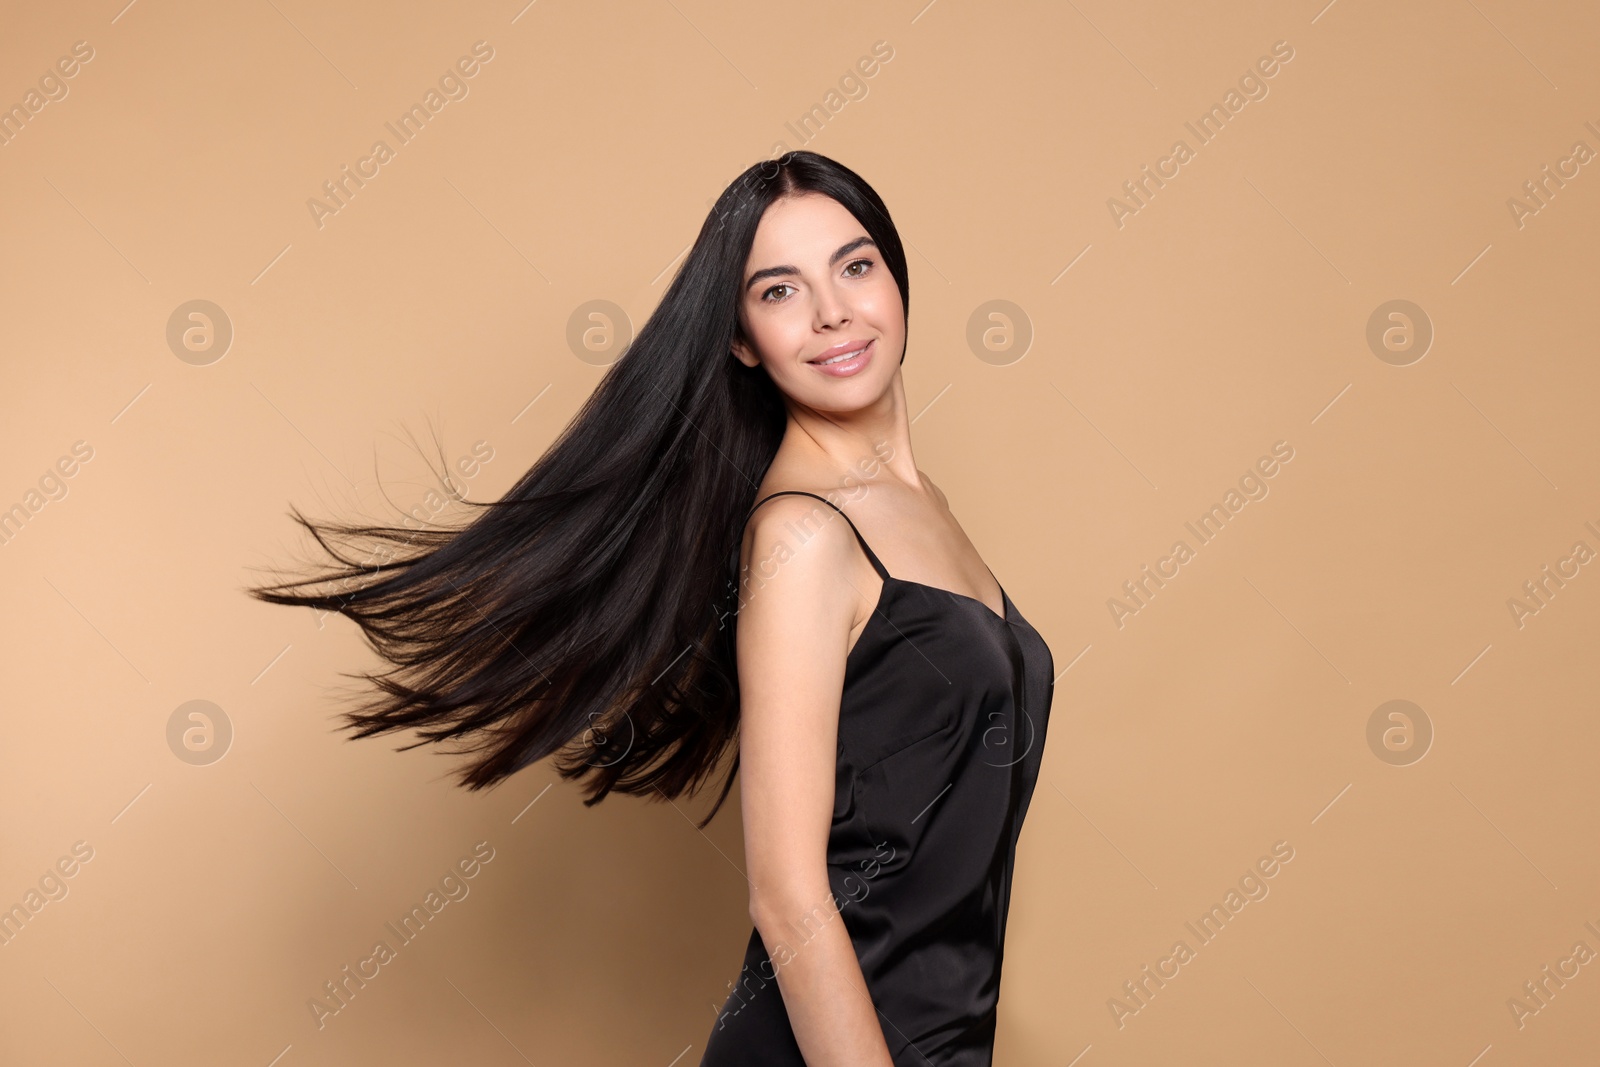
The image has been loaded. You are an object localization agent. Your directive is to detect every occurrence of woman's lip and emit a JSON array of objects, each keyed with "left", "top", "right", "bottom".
[{"left": 809, "top": 338, "right": 874, "bottom": 377}]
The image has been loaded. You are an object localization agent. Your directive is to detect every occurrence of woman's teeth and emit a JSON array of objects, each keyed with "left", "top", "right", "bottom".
[{"left": 818, "top": 345, "right": 865, "bottom": 365}]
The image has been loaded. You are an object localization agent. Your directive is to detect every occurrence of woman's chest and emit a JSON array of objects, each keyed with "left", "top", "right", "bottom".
[{"left": 837, "top": 583, "right": 1040, "bottom": 771}]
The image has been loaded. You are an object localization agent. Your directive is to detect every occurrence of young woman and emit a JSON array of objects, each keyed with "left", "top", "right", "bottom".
[{"left": 249, "top": 150, "right": 1054, "bottom": 1066}]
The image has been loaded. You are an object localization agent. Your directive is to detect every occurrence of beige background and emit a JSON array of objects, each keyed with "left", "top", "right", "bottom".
[{"left": 3, "top": 0, "right": 1598, "bottom": 1063}]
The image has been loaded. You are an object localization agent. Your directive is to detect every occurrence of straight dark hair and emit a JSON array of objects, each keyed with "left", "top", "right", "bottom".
[{"left": 247, "top": 150, "right": 910, "bottom": 828}]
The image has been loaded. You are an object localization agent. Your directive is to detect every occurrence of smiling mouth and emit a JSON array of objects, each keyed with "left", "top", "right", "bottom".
[{"left": 812, "top": 341, "right": 872, "bottom": 366}]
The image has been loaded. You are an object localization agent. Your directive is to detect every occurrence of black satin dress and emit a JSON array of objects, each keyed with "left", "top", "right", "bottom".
[{"left": 700, "top": 491, "right": 1055, "bottom": 1066}]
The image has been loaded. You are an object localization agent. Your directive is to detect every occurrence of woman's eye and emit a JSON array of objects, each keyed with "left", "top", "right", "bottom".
[{"left": 761, "top": 260, "right": 872, "bottom": 303}]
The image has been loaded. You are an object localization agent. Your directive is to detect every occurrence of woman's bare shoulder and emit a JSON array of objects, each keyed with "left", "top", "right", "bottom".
[
  {"left": 741, "top": 490, "right": 858, "bottom": 579},
  {"left": 918, "top": 469, "right": 950, "bottom": 510}
]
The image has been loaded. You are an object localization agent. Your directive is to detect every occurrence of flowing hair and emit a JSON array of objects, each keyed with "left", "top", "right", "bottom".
[{"left": 247, "top": 150, "right": 911, "bottom": 828}]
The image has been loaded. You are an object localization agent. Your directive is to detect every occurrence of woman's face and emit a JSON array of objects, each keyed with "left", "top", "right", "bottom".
[{"left": 731, "top": 192, "right": 904, "bottom": 413}]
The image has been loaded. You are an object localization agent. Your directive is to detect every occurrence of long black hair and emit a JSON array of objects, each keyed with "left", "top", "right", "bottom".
[{"left": 247, "top": 150, "right": 911, "bottom": 828}]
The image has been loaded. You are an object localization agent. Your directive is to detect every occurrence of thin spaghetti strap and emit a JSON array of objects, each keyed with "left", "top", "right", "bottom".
[{"left": 743, "top": 490, "right": 891, "bottom": 581}]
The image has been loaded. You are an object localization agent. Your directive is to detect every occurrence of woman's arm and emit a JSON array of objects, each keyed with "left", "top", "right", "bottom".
[{"left": 735, "top": 496, "right": 896, "bottom": 1066}]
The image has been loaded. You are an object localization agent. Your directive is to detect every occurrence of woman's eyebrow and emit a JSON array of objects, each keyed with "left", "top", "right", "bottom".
[{"left": 744, "top": 236, "right": 877, "bottom": 292}]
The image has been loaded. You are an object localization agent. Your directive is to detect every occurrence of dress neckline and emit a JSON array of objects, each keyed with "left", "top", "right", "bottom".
[
  {"left": 888, "top": 574, "right": 1011, "bottom": 625},
  {"left": 847, "top": 573, "right": 1016, "bottom": 664}
]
